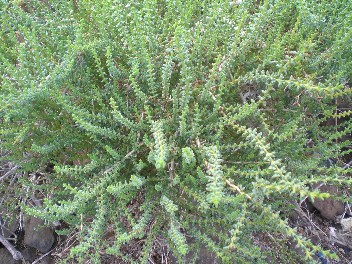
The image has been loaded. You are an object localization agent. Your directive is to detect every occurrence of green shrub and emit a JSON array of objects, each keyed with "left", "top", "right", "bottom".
[{"left": 1, "top": 0, "right": 351, "bottom": 263}]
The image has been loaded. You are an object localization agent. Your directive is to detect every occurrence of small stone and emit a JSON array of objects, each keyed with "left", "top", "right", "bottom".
[
  {"left": 310, "top": 185, "right": 344, "bottom": 220},
  {"left": 23, "top": 216, "right": 55, "bottom": 253},
  {"left": 37, "top": 255, "right": 55, "bottom": 264},
  {"left": 21, "top": 246, "right": 37, "bottom": 262},
  {"left": 341, "top": 217, "right": 352, "bottom": 232}
]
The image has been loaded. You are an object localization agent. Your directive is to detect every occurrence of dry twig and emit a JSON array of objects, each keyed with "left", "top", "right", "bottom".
[
  {"left": 32, "top": 249, "right": 54, "bottom": 264},
  {"left": 225, "top": 179, "right": 252, "bottom": 200},
  {"left": 0, "top": 165, "right": 19, "bottom": 181},
  {"left": 0, "top": 234, "right": 24, "bottom": 261}
]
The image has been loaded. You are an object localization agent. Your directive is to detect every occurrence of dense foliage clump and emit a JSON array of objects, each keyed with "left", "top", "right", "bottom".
[{"left": 1, "top": 0, "right": 351, "bottom": 263}]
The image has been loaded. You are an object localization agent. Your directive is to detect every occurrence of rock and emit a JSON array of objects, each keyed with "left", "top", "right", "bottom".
[
  {"left": 170, "top": 245, "right": 219, "bottom": 264},
  {"left": 21, "top": 246, "right": 37, "bottom": 262},
  {"left": 329, "top": 227, "right": 352, "bottom": 249},
  {"left": 169, "top": 231, "right": 219, "bottom": 264},
  {"left": 23, "top": 216, "right": 55, "bottom": 253},
  {"left": 37, "top": 255, "right": 55, "bottom": 264},
  {"left": 0, "top": 248, "right": 21, "bottom": 264},
  {"left": 22, "top": 246, "right": 55, "bottom": 264},
  {"left": 341, "top": 217, "right": 352, "bottom": 231},
  {"left": 310, "top": 185, "right": 344, "bottom": 220}
]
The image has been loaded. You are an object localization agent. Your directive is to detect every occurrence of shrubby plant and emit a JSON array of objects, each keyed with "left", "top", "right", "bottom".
[{"left": 1, "top": 0, "right": 351, "bottom": 263}]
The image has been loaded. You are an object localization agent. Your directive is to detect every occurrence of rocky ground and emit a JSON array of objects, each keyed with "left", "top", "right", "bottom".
[{"left": 0, "top": 157, "right": 351, "bottom": 264}]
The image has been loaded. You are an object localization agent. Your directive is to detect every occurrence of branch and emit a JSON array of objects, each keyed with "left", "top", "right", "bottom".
[
  {"left": 225, "top": 179, "right": 252, "bottom": 200},
  {"left": 0, "top": 165, "right": 19, "bottom": 181},
  {"left": 0, "top": 222, "right": 17, "bottom": 239},
  {"left": 0, "top": 234, "right": 24, "bottom": 261},
  {"left": 343, "top": 159, "right": 352, "bottom": 169},
  {"left": 103, "top": 145, "right": 142, "bottom": 175},
  {"left": 32, "top": 249, "right": 54, "bottom": 264}
]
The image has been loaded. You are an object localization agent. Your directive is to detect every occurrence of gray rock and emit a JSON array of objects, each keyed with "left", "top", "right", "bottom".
[
  {"left": 170, "top": 245, "right": 219, "bottom": 264},
  {"left": 37, "top": 255, "right": 55, "bottom": 264},
  {"left": 21, "top": 246, "right": 37, "bottom": 262},
  {"left": 23, "top": 216, "right": 55, "bottom": 253},
  {"left": 170, "top": 233, "right": 220, "bottom": 264},
  {"left": 311, "top": 185, "right": 345, "bottom": 220}
]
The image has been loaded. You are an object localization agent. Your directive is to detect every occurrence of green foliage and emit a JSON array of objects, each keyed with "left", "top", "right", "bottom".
[
  {"left": 204, "top": 146, "right": 225, "bottom": 207},
  {"left": 1, "top": 0, "right": 352, "bottom": 263},
  {"left": 151, "top": 121, "right": 168, "bottom": 171}
]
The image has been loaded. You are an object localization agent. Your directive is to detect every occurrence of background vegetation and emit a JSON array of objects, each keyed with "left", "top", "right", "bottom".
[{"left": 0, "top": 0, "right": 351, "bottom": 263}]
